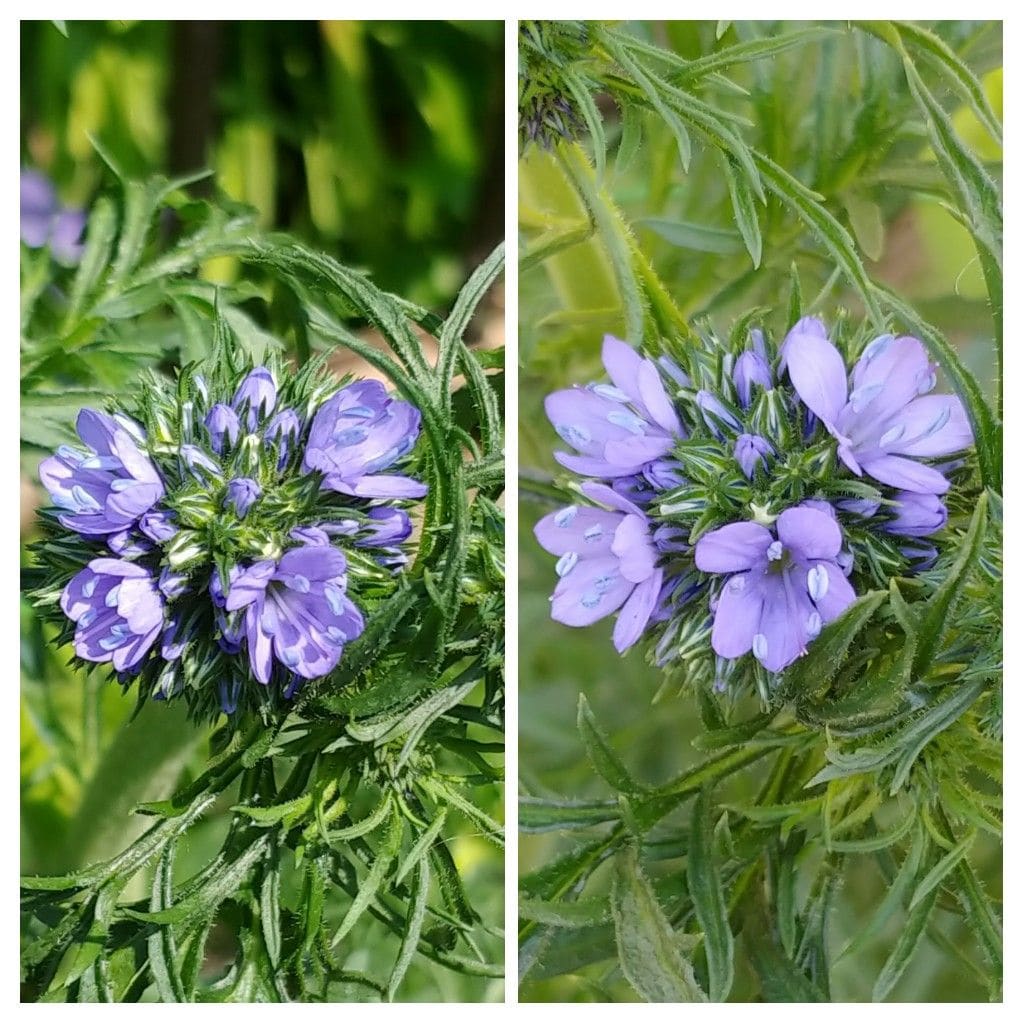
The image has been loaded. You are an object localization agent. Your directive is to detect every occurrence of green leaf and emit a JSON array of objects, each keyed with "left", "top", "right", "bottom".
[
  {"left": 843, "top": 193, "right": 885, "bottom": 262},
  {"left": 259, "top": 842, "right": 282, "bottom": 969},
  {"left": 723, "top": 156, "right": 763, "bottom": 268},
  {"left": 688, "top": 790, "right": 734, "bottom": 1001},
  {"left": 519, "top": 896, "right": 610, "bottom": 928},
  {"left": 326, "top": 795, "right": 393, "bottom": 842},
  {"left": 909, "top": 829, "right": 975, "bottom": 910},
  {"left": 839, "top": 824, "right": 926, "bottom": 963},
  {"left": 577, "top": 693, "right": 642, "bottom": 794},
  {"left": 65, "top": 197, "right": 118, "bottom": 322},
  {"left": 677, "top": 26, "right": 842, "bottom": 83},
  {"left": 614, "top": 103, "right": 644, "bottom": 178},
  {"left": 636, "top": 217, "right": 743, "bottom": 254},
  {"left": 395, "top": 809, "right": 448, "bottom": 885},
  {"left": 564, "top": 71, "right": 607, "bottom": 183},
  {"left": 872, "top": 883, "right": 938, "bottom": 1001},
  {"left": 519, "top": 797, "right": 619, "bottom": 833},
  {"left": 387, "top": 857, "right": 429, "bottom": 1001},
  {"left": 611, "top": 843, "right": 706, "bottom": 1002},
  {"left": 331, "top": 806, "right": 403, "bottom": 946},
  {"left": 911, "top": 493, "right": 988, "bottom": 679},
  {"left": 232, "top": 792, "right": 313, "bottom": 827},
  {"left": 147, "top": 843, "right": 186, "bottom": 1002}
]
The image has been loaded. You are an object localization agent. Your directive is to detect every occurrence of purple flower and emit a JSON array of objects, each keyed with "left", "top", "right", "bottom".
[
  {"left": 885, "top": 491, "right": 948, "bottom": 537},
  {"left": 900, "top": 540, "right": 939, "bottom": 572},
  {"left": 265, "top": 408, "right": 302, "bottom": 468},
  {"left": 783, "top": 318, "right": 972, "bottom": 494},
  {"left": 733, "top": 348, "right": 773, "bottom": 409},
  {"left": 21, "top": 169, "right": 86, "bottom": 265},
  {"left": 545, "top": 335, "right": 684, "bottom": 479},
  {"left": 232, "top": 368, "right": 277, "bottom": 429},
  {"left": 302, "top": 380, "right": 426, "bottom": 499},
  {"left": 140, "top": 510, "right": 178, "bottom": 542},
  {"left": 108, "top": 531, "right": 153, "bottom": 558},
  {"left": 204, "top": 403, "right": 240, "bottom": 455},
  {"left": 61, "top": 559, "right": 164, "bottom": 672},
  {"left": 179, "top": 444, "right": 222, "bottom": 481},
  {"left": 39, "top": 410, "right": 164, "bottom": 536},
  {"left": 695, "top": 505, "right": 856, "bottom": 672},
  {"left": 356, "top": 507, "right": 413, "bottom": 547},
  {"left": 734, "top": 434, "right": 773, "bottom": 479},
  {"left": 225, "top": 477, "right": 261, "bottom": 518},
  {"left": 695, "top": 390, "right": 741, "bottom": 438},
  {"left": 534, "top": 482, "right": 663, "bottom": 653},
  {"left": 225, "top": 546, "right": 365, "bottom": 684}
]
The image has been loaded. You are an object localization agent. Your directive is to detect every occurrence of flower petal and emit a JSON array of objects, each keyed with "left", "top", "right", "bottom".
[
  {"left": 551, "top": 556, "right": 633, "bottom": 627},
  {"left": 809, "top": 561, "right": 856, "bottom": 622},
  {"left": 861, "top": 454, "right": 949, "bottom": 494},
  {"left": 612, "top": 568, "right": 663, "bottom": 652},
  {"left": 784, "top": 320, "right": 848, "bottom": 427},
  {"left": 776, "top": 507, "right": 842, "bottom": 560},
  {"left": 694, "top": 522, "right": 772, "bottom": 574},
  {"left": 886, "top": 395, "right": 973, "bottom": 458},
  {"left": 710, "top": 572, "right": 764, "bottom": 658}
]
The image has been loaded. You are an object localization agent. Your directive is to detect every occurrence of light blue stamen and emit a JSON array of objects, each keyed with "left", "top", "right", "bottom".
[
  {"left": 583, "top": 525, "right": 603, "bottom": 543},
  {"left": 766, "top": 541, "right": 783, "bottom": 562},
  {"left": 554, "top": 506, "right": 578, "bottom": 528},
  {"left": 592, "top": 384, "right": 630, "bottom": 402},
  {"left": 555, "top": 552, "right": 578, "bottom": 577},
  {"left": 581, "top": 591, "right": 601, "bottom": 609},
  {"left": 752, "top": 633, "right": 768, "bottom": 660}
]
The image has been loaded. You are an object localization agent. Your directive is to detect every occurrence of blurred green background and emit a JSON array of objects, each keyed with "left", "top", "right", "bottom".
[
  {"left": 518, "top": 20, "right": 1001, "bottom": 1002},
  {"left": 21, "top": 19, "right": 503, "bottom": 1002}
]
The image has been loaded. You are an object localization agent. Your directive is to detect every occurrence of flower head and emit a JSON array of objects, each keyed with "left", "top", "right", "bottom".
[{"left": 34, "top": 359, "right": 427, "bottom": 720}]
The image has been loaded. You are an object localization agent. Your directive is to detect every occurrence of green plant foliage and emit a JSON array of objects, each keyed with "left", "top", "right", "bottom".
[{"left": 519, "top": 19, "right": 1000, "bottom": 1003}]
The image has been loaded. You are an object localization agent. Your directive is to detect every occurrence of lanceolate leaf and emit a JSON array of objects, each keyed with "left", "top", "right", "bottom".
[
  {"left": 611, "top": 843, "right": 707, "bottom": 1002},
  {"left": 577, "top": 693, "right": 643, "bottom": 794},
  {"left": 688, "top": 789, "right": 734, "bottom": 1001}
]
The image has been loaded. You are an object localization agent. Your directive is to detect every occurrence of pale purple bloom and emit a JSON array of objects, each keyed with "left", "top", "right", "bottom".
[
  {"left": 302, "top": 380, "right": 426, "bottom": 498},
  {"left": 159, "top": 567, "right": 189, "bottom": 599},
  {"left": 545, "top": 335, "right": 684, "bottom": 479},
  {"left": 225, "top": 546, "right": 365, "bottom": 684},
  {"left": 734, "top": 433, "right": 773, "bottom": 479},
  {"left": 534, "top": 482, "right": 663, "bottom": 653},
  {"left": 179, "top": 444, "right": 222, "bottom": 481},
  {"left": 783, "top": 318, "right": 972, "bottom": 494},
  {"left": 140, "top": 510, "right": 177, "bottom": 542},
  {"left": 232, "top": 368, "right": 277, "bottom": 429},
  {"left": 357, "top": 507, "right": 413, "bottom": 547},
  {"left": 21, "top": 169, "right": 86, "bottom": 265},
  {"left": 733, "top": 349, "right": 773, "bottom": 408},
  {"left": 695, "top": 390, "right": 741, "bottom": 438},
  {"left": 265, "top": 408, "right": 302, "bottom": 468},
  {"left": 204, "top": 403, "right": 240, "bottom": 454},
  {"left": 39, "top": 410, "right": 164, "bottom": 536},
  {"left": 695, "top": 505, "right": 856, "bottom": 672},
  {"left": 290, "top": 525, "right": 332, "bottom": 547},
  {"left": 61, "top": 559, "right": 164, "bottom": 672},
  {"left": 225, "top": 477, "right": 261, "bottom": 518},
  {"left": 886, "top": 491, "right": 947, "bottom": 537},
  {"left": 108, "top": 531, "right": 152, "bottom": 558}
]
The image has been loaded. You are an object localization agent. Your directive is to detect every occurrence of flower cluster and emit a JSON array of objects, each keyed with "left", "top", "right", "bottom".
[
  {"left": 535, "top": 320, "right": 972, "bottom": 677},
  {"left": 33, "top": 358, "right": 426, "bottom": 719},
  {"left": 21, "top": 169, "right": 86, "bottom": 265}
]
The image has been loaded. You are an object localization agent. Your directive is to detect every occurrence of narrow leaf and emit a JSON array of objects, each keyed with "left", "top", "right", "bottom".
[{"left": 611, "top": 843, "right": 707, "bottom": 1002}]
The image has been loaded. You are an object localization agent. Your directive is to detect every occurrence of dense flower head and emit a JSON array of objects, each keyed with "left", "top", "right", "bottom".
[
  {"left": 33, "top": 356, "right": 427, "bottom": 720},
  {"left": 535, "top": 317, "right": 974, "bottom": 680}
]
